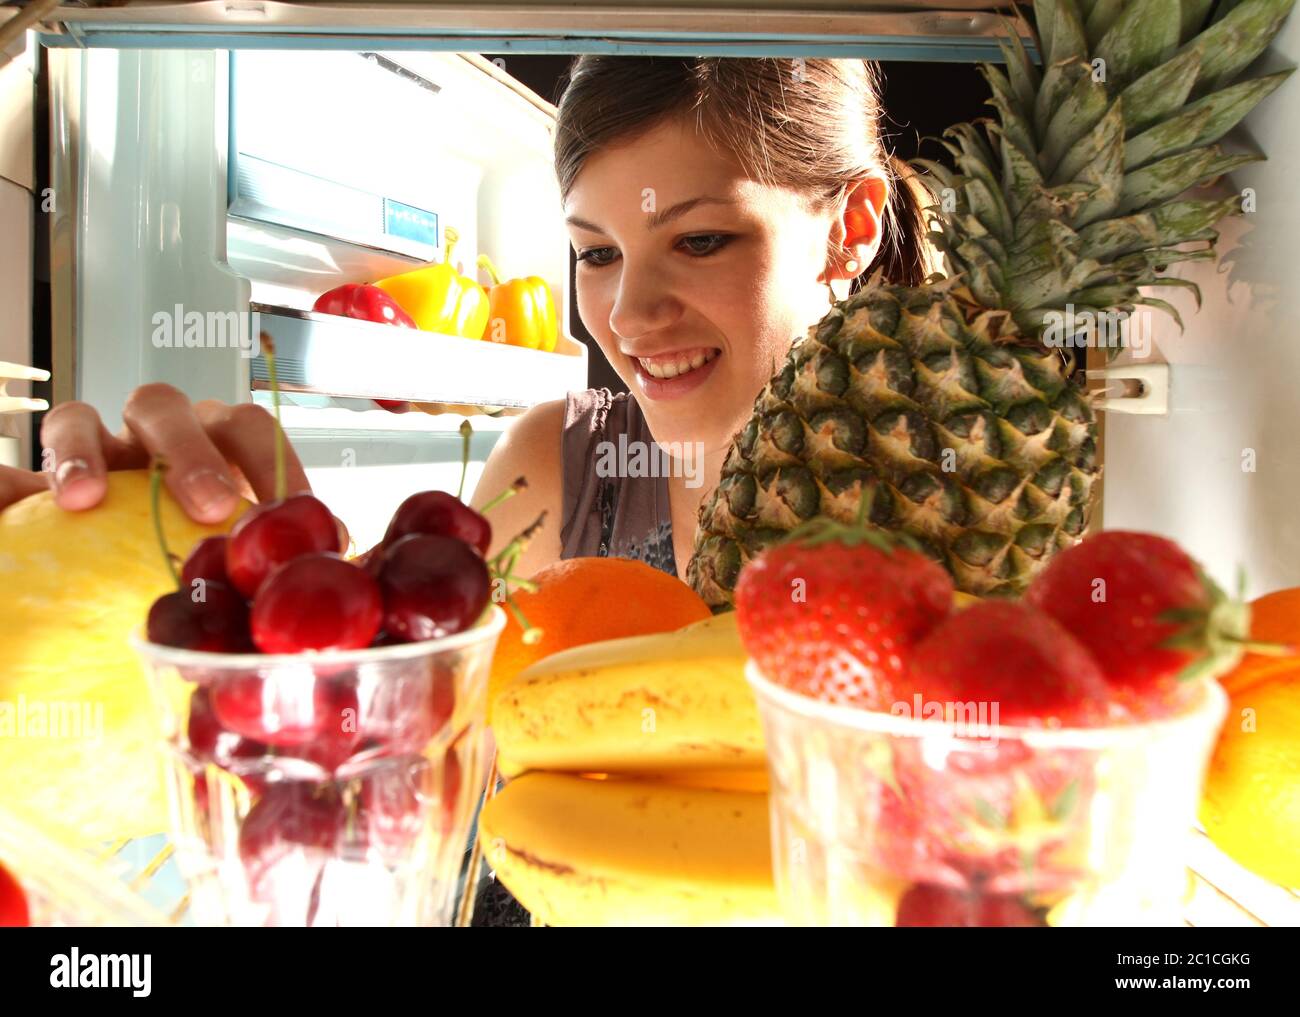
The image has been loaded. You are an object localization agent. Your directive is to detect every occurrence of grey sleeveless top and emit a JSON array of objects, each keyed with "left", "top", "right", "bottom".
[{"left": 559, "top": 388, "right": 678, "bottom": 578}]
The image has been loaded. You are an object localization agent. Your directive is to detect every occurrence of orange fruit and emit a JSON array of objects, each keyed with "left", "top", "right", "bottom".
[
  {"left": 487, "top": 557, "right": 712, "bottom": 711},
  {"left": 1220, "top": 587, "right": 1300, "bottom": 696},
  {"left": 1199, "top": 674, "right": 1300, "bottom": 889}
]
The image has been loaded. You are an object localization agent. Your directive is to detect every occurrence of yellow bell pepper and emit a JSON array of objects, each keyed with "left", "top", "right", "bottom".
[
  {"left": 476, "top": 254, "right": 559, "bottom": 352},
  {"left": 375, "top": 226, "right": 489, "bottom": 339}
]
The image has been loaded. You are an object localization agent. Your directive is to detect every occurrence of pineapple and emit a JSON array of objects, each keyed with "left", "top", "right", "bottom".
[{"left": 688, "top": 0, "right": 1295, "bottom": 605}]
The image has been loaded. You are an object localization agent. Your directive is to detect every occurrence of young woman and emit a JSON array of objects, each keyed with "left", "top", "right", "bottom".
[{"left": 0, "top": 56, "right": 936, "bottom": 584}]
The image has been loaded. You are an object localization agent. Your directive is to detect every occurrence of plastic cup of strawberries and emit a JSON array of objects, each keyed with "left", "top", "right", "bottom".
[
  {"left": 736, "top": 526, "right": 1245, "bottom": 928},
  {"left": 749, "top": 666, "right": 1227, "bottom": 927},
  {"left": 132, "top": 476, "right": 510, "bottom": 928}
]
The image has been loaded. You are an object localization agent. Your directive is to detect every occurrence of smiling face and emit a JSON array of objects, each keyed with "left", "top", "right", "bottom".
[{"left": 564, "top": 116, "right": 868, "bottom": 454}]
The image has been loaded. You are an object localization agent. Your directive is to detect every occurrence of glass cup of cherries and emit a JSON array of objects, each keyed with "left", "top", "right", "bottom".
[{"left": 133, "top": 421, "right": 528, "bottom": 926}]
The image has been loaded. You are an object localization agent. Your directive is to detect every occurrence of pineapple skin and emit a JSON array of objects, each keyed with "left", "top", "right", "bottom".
[
  {"left": 687, "top": 271, "right": 1098, "bottom": 607},
  {"left": 688, "top": 0, "right": 1300, "bottom": 608}
]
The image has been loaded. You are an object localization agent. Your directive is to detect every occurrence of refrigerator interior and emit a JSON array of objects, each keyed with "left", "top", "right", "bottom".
[
  {"left": 49, "top": 44, "right": 585, "bottom": 550},
  {"left": 16, "top": 0, "right": 1300, "bottom": 928},
  {"left": 36, "top": 1, "right": 1300, "bottom": 589}
]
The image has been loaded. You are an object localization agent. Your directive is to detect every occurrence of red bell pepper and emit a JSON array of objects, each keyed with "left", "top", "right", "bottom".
[
  {"left": 311, "top": 284, "right": 416, "bottom": 412},
  {"left": 312, "top": 283, "right": 417, "bottom": 328}
]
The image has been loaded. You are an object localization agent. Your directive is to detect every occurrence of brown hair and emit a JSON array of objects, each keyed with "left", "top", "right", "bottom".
[{"left": 553, "top": 56, "right": 940, "bottom": 290}]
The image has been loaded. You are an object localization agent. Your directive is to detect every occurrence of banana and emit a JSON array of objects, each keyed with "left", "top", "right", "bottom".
[
  {"left": 491, "top": 612, "right": 764, "bottom": 776},
  {"left": 479, "top": 772, "right": 780, "bottom": 926},
  {"left": 572, "top": 768, "right": 770, "bottom": 793}
]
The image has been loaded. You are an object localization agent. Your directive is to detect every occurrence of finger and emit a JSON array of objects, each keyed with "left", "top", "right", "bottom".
[
  {"left": 121, "top": 383, "right": 242, "bottom": 524},
  {"left": 195, "top": 400, "right": 311, "bottom": 504},
  {"left": 0, "top": 466, "right": 51, "bottom": 511},
  {"left": 39, "top": 401, "right": 115, "bottom": 511}
]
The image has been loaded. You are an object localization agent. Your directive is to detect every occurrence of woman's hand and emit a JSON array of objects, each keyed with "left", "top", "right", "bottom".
[{"left": 0, "top": 383, "right": 310, "bottom": 518}]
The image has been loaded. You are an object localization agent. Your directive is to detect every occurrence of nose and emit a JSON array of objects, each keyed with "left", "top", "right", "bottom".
[{"left": 605, "top": 257, "right": 684, "bottom": 343}]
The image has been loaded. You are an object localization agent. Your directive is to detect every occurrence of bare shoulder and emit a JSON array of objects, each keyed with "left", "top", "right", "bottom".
[{"left": 471, "top": 398, "right": 567, "bottom": 576}]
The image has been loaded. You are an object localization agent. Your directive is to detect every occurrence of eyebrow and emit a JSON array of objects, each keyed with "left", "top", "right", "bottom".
[{"left": 565, "top": 196, "right": 737, "bottom": 234}]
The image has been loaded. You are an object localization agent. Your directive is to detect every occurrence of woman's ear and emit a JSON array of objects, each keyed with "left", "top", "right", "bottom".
[{"left": 824, "top": 172, "right": 890, "bottom": 298}]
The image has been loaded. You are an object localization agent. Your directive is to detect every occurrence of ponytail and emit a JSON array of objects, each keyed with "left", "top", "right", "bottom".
[{"left": 855, "top": 154, "right": 942, "bottom": 293}]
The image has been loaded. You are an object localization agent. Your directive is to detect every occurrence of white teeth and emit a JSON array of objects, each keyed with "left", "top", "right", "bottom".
[{"left": 638, "top": 348, "right": 718, "bottom": 380}]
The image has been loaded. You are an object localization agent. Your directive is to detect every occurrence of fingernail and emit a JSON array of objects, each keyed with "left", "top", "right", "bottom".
[
  {"left": 52, "top": 457, "right": 91, "bottom": 493},
  {"left": 182, "top": 468, "right": 238, "bottom": 518}
]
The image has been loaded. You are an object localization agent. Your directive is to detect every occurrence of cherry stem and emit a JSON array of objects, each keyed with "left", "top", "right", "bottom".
[
  {"left": 486, "top": 510, "right": 547, "bottom": 644},
  {"left": 149, "top": 458, "right": 181, "bottom": 589},
  {"left": 488, "top": 510, "right": 547, "bottom": 572},
  {"left": 479, "top": 476, "right": 527, "bottom": 515},
  {"left": 262, "top": 332, "right": 286, "bottom": 502},
  {"left": 457, "top": 419, "right": 472, "bottom": 502}
]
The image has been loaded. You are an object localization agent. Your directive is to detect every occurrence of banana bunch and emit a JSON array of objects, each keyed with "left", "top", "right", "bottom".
[{"left": 482, "top": 613, "right": 779, "bottom": 926}]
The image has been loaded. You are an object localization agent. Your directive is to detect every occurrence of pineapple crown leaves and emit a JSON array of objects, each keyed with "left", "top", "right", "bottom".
[
  {"left": 904, "top": 0, "right": 1296, "bottom": 349},
  {"left": 1157, "top": 565, "right": 1295, "bottom": 681}
]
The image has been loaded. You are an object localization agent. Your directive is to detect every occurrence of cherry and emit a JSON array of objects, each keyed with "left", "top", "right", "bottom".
[
  {"left": 181, "top": 535, "right": 232, "bottom": 589},
  {"left": 187, "top": 686, "right": 267, "bottom": 763},
  {"left": 894, "top": 883, "right": 1045, "bottom": 927},
  {"left": 356, "top": 757, "right": 428, "bottom": 862},
  {"left": 378, "top": 534, "right": 491, "bottom": 642},
  {"left": 280, "top": 677, "right": 364, "bottom": 775},
  {"left": 0, "top": 861, "right": 30, "bottom": 927},
  {"left": 353, "top": 544, "right": 385, "bottom": 579},
  {"left": 250, "top": 553, "right": 383, "bottom": 653},
  {"left": 146, "top": 581, "right": 253, "bottom": 652},
  {"left": 383, "top": 491, "right": 492, "bottom": 556},
  {"left": 439, "top": 738, "right": 465, "bottom": 836},
  {"left": 239, "top": 782, "right": 344, "bottom": 925},
  {"left": 211, "top": 669, "right": 357, "bottom": 748},
  {"left": 188, "top": 687, "right": 272, "bottom": 815},
  {"left": 225, "top": 494, "right": 340, "bottom": 598},
  {"left": 358, "top": 660, "right": 456, "bottom": 755}
]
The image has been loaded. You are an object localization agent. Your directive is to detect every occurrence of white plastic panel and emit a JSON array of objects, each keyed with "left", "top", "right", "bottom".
[
  {"left": 229, "top": 50, "right": 478, "bottom": 261},
  {"left": 74, "top": 48, "right": 249, "bottom": 431},
  {"left": 0, "top": 180, "right": 35, "bottom": 470},
  {"left": 1100, "top": 16, "right": 1300, "bottom": 598}
]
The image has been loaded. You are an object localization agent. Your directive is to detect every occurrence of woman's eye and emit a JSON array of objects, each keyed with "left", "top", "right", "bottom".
[
  {"left": 577, "top": 247, "right": 618, "bottom": 266},
  {"left": 680, "top": 234, "right": 731, "bottom": 256}
]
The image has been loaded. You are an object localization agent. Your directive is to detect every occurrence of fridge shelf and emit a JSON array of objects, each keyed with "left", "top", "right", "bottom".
[{"left": 249, "top": 303, "right": 587, "bottom": 409}]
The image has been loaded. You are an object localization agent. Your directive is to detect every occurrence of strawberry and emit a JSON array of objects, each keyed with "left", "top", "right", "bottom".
[
  {"left": 889, "top": 737, "right": 1094, "bottom": 896},
  {"left": 894, "top": 883, "right": 1044, "bottom": 927},
  {"left": 865, "top": 780, "right": 970, "bottom": 890},
  {"left": 734, "top": 518, "right": 953, "bottom": 708},
  {"left": 1024, "top": 531, "right": 1253, "bottom": 716},
  {"left": 900, "top": 600, "right": 1118, "bottom": 729},
  {"left": 0, "top": 860, "right": 29, "bottom": 927}
]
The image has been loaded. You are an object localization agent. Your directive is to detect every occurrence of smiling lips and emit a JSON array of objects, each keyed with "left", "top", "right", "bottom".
[
  {"left": 629, "top": 345, "right": 722, "bottom": 401},
  {"left": 633, "top": 346, "right": 720, "bottom": 380}
]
